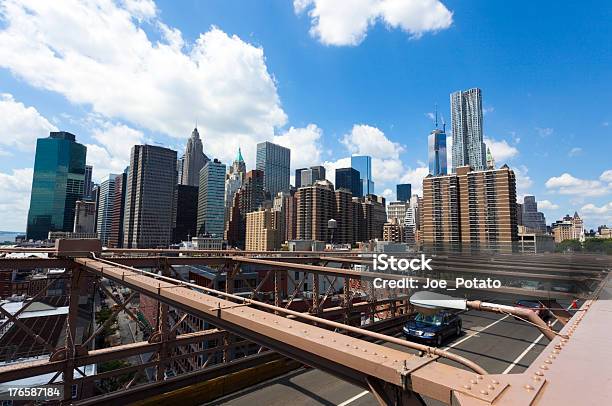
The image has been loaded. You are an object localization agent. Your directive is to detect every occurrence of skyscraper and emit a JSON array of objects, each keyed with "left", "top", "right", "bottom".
[
  {"left": 522, "top": 196, "right": 547, "bottom": 234},
  {"left": 26, "top": 131, "right": 87, "bottom": 240},
  {"left": 225, "top": 148, "right": 246, "bottom": 224},
  {"left": 245, "top": 209, "right": 280, "bottom": 251},
  {"left": 296, "top": 165, "right": 326, "bottom": 188},
  {"left": 450, "top": 88, "right": 486, "bottom": 172},
  {"left": 123, "top": 145, "right": 177, "bottom": 248},
  {"left": 422, "top": 165, "right": 518, "bottom": 252},
  {"left": 296, "top": 180, "right": 335, "bottom": 242},
  {"left": 108, "top": 170, "right": 128, "bottom": 248},
  {"left": 396, "top": 184, "right": 412, "bottom": 202},
  {"left": 173, "top": 184, "right": 199, "bottom": 243},
  {"left": 73, "top": 200, "right": 96, "bottom": 234},
  {"left": 351, "top": 155, "right": 374, "bottom": 195},
  {"left": 180, "top": 127, "right": 209, "bottom": 187},
  {"left": 197, "top": 159, "right": 226, "bottom": 237},
  {"left": 428, "top": 128, "right": 447, "bottom": 175},
  {"left": 256, "top": 141, "right": 290, "bottom": 197},
  {"left": 96, "top": 174, "right": 119, "bottom": 246},
  {"left": 225, "top": 169, "right": 266, "bottom": 248},
  {"left": 84, "top": 165, "right": 94, "bottom": 200},
  {"left": 335, "top": 167, "right": 362, "bottom": 197}
]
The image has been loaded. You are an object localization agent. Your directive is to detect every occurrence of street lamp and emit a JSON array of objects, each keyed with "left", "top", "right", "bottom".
[{"left": 409, "top": 291, "right": 560, "bottom": 340}]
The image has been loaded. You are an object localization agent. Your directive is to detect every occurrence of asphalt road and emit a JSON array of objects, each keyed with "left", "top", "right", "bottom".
[{"left": 208, "top": 304, "right": 566, "bottom": 406}]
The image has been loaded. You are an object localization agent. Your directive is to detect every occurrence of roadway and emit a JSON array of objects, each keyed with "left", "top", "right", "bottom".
[{"left": 208, "top": 303, "right": 567, "bottom": 406}]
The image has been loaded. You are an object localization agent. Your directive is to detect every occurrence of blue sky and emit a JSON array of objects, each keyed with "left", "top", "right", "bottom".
[{"left": 0, "top": 0, "right": 611, "bottom": 231}]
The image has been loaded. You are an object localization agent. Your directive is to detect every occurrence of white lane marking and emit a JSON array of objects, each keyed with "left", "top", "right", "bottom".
[
  {"left": 338, "top": 313, "right": 511, "bottom": 405},
  {"left": 443, "top": 314, "right": 510, "bottom": 350},
  {"left": 502, "top": 319, "right": 559, "bottom": 374},
  {"left": 337, "top": 390, "right": 369, "bottom": 406}
]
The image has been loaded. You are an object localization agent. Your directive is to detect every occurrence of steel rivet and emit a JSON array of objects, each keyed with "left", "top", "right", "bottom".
[
  {"left": 544, "top": 359, "right": 552, "bottom": 364},
  {"left": 533, "top": 376, "right": 541, "bottom": 381},
  {"left": 320, "top": 335, "right": 324, "bottom": 339},
  {"left": 470, "top": 379, "right": 477, "bottom": 384},
  {"left": 525, "top": 384, "right": 534, "bottom": 391},
  {"left": 477, "top": 375, "right": 483, "bottom": 380},
  {"left": 491, "top": 379, "right": 499, "bottom": 385},
  {"left": 463, "top": 385, "right": 471, "bottom": 390},
  {"left": 480, "top": 390, "right": 488, "bottom": 395},
  {"left": 487, "top": 385, "right": 494, "bottom": 390},
  {"left": 535, "top": 371, "right": 544, "bottom": 376},
  {"left": 540, "top": 365, "right": 549, "bottom": 370}
]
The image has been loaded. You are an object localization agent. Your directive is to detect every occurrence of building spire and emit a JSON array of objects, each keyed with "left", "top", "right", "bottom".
[
  {"left": 434, "top": 103, "right": 438, "bottom": 129},
  {"left": 236, "top": 147, "right": 244, "bottom": 163}
]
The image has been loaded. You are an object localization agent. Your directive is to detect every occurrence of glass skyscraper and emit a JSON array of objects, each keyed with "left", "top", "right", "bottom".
[
  {"left": 256, "top": 141, "right": 290, "bottom": 197},
  {"left": 428, "top": 128, "right": 447, "bottom": 175},
  {"left": 197, "top": 159, "right": 227, "bottom": 237},
  {"left": 450, "top": 88, "right": 486, "bottom": 172},
  {"left": 335, "top": 167, "right": 362, "bottom": 197},
  {"left": 26, "top": 131, "right": 87, "bottom": 240},
  {"left": 351, "top": 155, "right": 374, "bottom": 195},
  {"left": 396, "top": 184, "right": 412, "bottom": 202}
]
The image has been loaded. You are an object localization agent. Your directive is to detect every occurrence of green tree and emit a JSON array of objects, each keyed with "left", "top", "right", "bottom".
[{"left": 555, "top": 239, "right": 582, "bottom": 253}]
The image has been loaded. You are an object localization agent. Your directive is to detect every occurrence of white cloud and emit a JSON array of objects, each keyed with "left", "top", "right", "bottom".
[
  {"left": 0, "top": 0, "right": 287, "bottom": 166},
  {"left": 0, "top": 168, "right": 33, "bottom": 231},
  {"left": 536, "top": 127, "right": 554, "bottom": 137},
  {"left": 341, "top": 124, "right": 404, "bottom": 159},
  {"left": 323, "top": 157, "right": 352, "bottom": 183},
  {"left": 580, "top": 202, "right": 612, "bottom": 225},
  {"left": 484, "top": 137, "right": 518, "bottom": 163},
  {"left": 400, "top": 165, "right": 429, "bottom": 196},
  {"left": 538, "top": 200, "right": 559, "bottom": 210},
  {"left": 602, "top": 122, "right": 609, "bottom": 127},
  {"left": 514, "top": 165, "right": 533, "bottom": 199},
  {"left": 568, "top": 147, "right": 582, "bottom": 157},
  {"left": 85, "top": 122, "right": 146, "bottom": 181},
  {"left": 545, "top": 170, "right": 612, "bottom": 197},
  {"left": 483, "top": 106, "right": 494, "bottom": 115},
  {"left": 294, "top": 0, "right": 453, "bottom": 46},
  {"left": 381, "top": 188, "right": 393, "bottom": 200},
  {"left": 0, "top": 93, "right": 57, "bottom": 152},
  {"left": 273, "top": 124, "right": 323, "bottom": 171}
]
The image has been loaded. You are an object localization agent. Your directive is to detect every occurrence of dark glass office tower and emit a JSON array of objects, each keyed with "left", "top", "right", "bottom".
[
  {"left": 123, "top": 145, "right": 177, "bottom": 248},
  {"left": 256, "top": 141, "right": 290, "bottom": 197},
  {"left": 335, "top": 167, "right": 362, "bottom": 197},
  {"left": 26, "top": 131, "right": 87, "bottom": 240},
  {"left": 396, "top": 184, "right": 412, "bottom": 202}
]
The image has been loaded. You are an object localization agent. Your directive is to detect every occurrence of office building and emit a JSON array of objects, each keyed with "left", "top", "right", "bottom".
[
  {"left": 73, "top": 200, "right": 96, "bottom": 234},
  {"left": 123, "top": 145, "right": 177, "bottom": 248},
  {"left": 522, "top": 196, "right": 547, "bottom": 234},
  {"left": 387, "top": 201, "right": 409, "bottom": 224},
  {"left": 351, "top": 155, "right": 374, "bottom": 195},
  {"left": 256, "top": 141, "right": 290, "bottom": 197},
  {"left": 552, "top": 212, "right": 585, "bottom": 243},
  {"left": 383, "top": 218, "right": 405, "bottom": 243},
  {"left": 26, "top": 131, "right": 87, "bottom": 240},
  {"left": 245, "top": 208, "right": 280, "bottom": 251},
  {"left": 296, "top": 180, "right": 336, "bottom": 242},
  {"left": 96, "top": 174, "right": 119, "bottom": 246},
  {"left": 225, "top": 148, "right": 247, "bottom": 227},
  {"left": 173, "top": 185, "right": 199, "bottom": 243},
  {"left": 296, "top": 165, "right": 326, "bottom": 188},
  {"left": 334, "top": 188, "right": 354, "bottom": 244},
  {"left": 273, "top": 191, "right": 297, "bottom": 244},
  {"left": 225, "top": 170, "right": 266, "bottom": 248},
  {"left": 197, "top": 159, "right": 226, "bottom": 237},
  {"left": 84, "top": 165, "right": 94, "bottom": 200},
  {"left": 450, "top": 88, "right": 486, "bottom": 172},
  {"left": 335, "top": 167, "right": 362, "bottom": 197},
  {"left": 422, "top": 165, "right": 518, "bottom": 252},
  {"left": 354, "top": 195, "right": 387, "bottom": 242},
  {"left": 180, "top": 127, "right": 209, "bottom": 187},
  {"left": 428, "top": 128, "right": 447, "bottom": 175},
  {"left": 396, "top": 184, "right": 412, "bottom": 202},
  {"left": 108, "top": 170, "right": 127, "bottom": 248}
]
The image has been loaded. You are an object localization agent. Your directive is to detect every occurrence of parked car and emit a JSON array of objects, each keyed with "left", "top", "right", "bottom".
[
  {"left": 515, "top": 300, "right": 552, "bottom": 322},
  {"left": 403, "top": 311, "right": 462, "bottom": 346}
]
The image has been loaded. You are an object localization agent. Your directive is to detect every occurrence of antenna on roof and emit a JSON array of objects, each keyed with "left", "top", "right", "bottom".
[
  {"left": 434, "top": 104, "right": 439, "bottom": 129},
  {"left": 441, "top": 113, "right": 446, "bottom": 132}
]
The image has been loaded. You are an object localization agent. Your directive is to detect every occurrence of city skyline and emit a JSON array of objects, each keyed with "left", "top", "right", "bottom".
[{"left": 0, "top": 1, "right": 611, "bottom": 231}]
